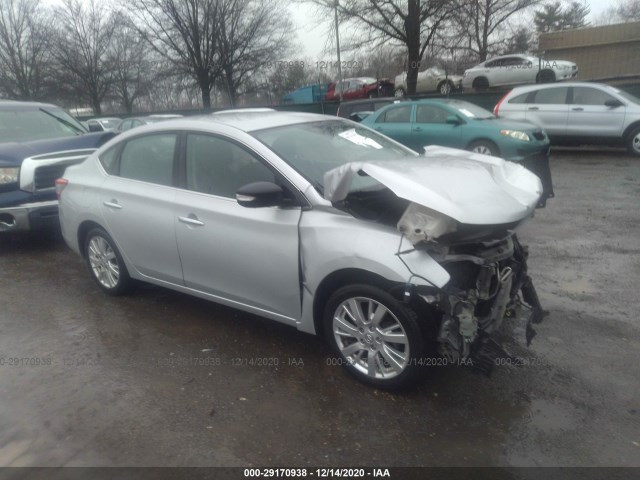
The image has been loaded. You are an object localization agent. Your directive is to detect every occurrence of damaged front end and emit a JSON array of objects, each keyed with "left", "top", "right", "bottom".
[
  {"left": 408, "top": 230, "right": 544, "bottom": 375},
  {"left": 325, "top": 146, "right": 546, "bottom": 375}
]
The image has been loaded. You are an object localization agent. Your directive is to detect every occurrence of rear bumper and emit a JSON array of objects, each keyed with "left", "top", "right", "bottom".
[{"left": 0, "top": 200, "right": 59, "bottom": 233}]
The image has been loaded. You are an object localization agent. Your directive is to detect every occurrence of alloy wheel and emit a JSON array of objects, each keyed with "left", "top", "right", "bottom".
[
  {"left": 332, "top": 296, "right": 410, "bottom": 379},
  {"left": 88, "top": 235, "right": 120, "bottom": 289}
]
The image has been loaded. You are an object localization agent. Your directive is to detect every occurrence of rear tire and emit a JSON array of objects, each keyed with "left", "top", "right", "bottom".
[
  {"left": 468, "top": 139, "right": 500, "bottom": 157},
  {"left": 84, "top": 227, "right": 134, "bottom": 296},
  {"left": 324, "top": 284, "right": 427, "bottom": 390},
  {"left": 438, "top": 81, "right": 453, "bottom": 95},
  {"left": 627, "top": 126, "right": 640, "bottom": 157},
  {"left": 394, "top": 88, "right": 405, "bottom": 97}
]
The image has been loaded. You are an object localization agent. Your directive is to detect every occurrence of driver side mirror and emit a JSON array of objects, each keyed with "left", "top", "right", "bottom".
[
  {"left": 446, "top": 115, "right": 462, "bottom": 125},
  {"left": 604, "top": 99, "right": 623, "bottom": 108},
  {"left": 236, "top": 182, "right": 283, "bottom": 208},
  {"left": 88, "top": 123, "right": 103, "bottom": 132}
]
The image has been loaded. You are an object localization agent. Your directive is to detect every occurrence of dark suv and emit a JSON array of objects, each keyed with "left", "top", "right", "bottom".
[{"left": 0, "top": 100, "right": 116, "bottom": 233}]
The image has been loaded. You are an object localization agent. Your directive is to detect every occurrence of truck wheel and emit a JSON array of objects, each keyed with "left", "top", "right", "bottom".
[
  {"left": 324, "top": 284, "right": 427, "bottom": 389},
  {"left": 84, "top": 227, "right": 134, "bottom": 296}
]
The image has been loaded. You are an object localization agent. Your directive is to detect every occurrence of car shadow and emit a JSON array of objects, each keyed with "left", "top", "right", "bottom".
[{"left": 0, "top": 228, "right": 66, "bottom": 256}]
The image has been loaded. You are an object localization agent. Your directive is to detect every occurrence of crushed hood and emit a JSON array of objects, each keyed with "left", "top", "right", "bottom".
[{"left": 324, "top": 146, "right": 542, "bottom": 225}]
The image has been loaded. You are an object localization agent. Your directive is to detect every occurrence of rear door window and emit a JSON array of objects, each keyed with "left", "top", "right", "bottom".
[
  {"left": 118, "top": 134, "right": 177, "bottom": 186},
  {"left": 531, "top": 87, "right": 569, "bottom": 104},
  {"left": 376, "top": 105, "right": 412, "bottom": 123}
]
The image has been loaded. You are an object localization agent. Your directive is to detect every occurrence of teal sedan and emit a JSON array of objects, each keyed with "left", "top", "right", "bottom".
[{"left": 361, "top": 99, "right": 550, "bottom": 162}]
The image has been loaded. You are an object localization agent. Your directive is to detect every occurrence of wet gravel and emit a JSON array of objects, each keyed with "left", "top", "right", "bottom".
[{"left": 0, "top": 148, "right": 638, "bottom": 467}]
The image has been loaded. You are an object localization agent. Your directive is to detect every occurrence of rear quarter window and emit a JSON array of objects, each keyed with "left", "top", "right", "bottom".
[
  {"left": 98, "top": 145, "right": 119, "bottom": 174},
  {"left": 508, "top": 92, "right": 531, "bottom": 103}
]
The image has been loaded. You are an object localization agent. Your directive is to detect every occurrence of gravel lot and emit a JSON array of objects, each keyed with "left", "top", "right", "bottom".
[{"left": 0, "top": 148, "right": 638, "bottom": 468}]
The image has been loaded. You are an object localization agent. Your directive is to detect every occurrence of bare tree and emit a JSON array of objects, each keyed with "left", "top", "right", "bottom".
[
  {"left": 49, "top": 0, "right": 117, "bottom": 114},
  {"left": 308, "top": 0, "right": 461, "bottom": 95},
  {"left": 216, "top": 0, "right": 293, "bottom": 106},
  {"left": 596, "top": 0, "right": 640, "bottom": 24},
  {"left": 0, "top": 0, "right": 50, "bottom": 99},
  {"left": 452, "top": 0, "right": 541, "bottom": 62},
  {"left": 108, "top": 13, "right": 156, "bottom": 113},
  {"left": 128, "top": 0, "right": 221, "bottom": 108}
]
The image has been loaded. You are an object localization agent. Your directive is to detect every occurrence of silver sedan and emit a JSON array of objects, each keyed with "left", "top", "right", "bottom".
[{"left": 57, "top": 111, "right": 545, "bottom": 389}]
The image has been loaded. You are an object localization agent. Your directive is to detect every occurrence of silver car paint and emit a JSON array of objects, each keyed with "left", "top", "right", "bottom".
[
  {"left": 59, "top": 114, "right": 537, "bottom": 336},
  {"left": 497, "top": 82, "right": 640, "bottom": 139},
  {"left": 323, "top": 146, "right": 542, "bottom": 225}
]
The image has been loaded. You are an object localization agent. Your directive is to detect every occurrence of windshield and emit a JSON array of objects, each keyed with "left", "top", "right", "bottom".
[
  {"left": 0, "top": 107, "right": 86, "bottom": 142},
  {"left": 448, "top": 101, "right": 495, "bottom": 119},
  {"left": 252, "top": 120, "right": 416, "bottom": 194}
]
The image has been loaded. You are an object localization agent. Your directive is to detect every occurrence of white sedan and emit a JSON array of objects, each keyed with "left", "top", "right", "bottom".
[{"left": 462, "top": 54, "right": 577, "bottom": 91}]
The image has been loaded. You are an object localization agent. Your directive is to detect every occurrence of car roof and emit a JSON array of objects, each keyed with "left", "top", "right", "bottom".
[
  {"left": 0, "top": 100, "right": 65, "bottom": 110},
  {"left": 506, "top": 82, "right": 618, "bottom": 94},
  {"left": 133, "top": 111, "right": 335, "bottom": 133}
]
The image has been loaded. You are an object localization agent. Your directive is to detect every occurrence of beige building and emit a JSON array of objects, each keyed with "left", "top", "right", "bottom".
[{"left": 539, "top": 21, "right": 640, "bottom": 82}]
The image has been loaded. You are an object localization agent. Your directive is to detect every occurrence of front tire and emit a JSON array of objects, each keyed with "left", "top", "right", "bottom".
[
  {"left": 84, "top": 227, "right": 133, "bottom": 296},
  {"left": 627, "top": 126, "right": 640, "bottom": 157},
  {"left": 537, "top": 70, "right": 556, "bottom": 83},
  {"left": 472, "top": 77, "right": 489, "bottom": 91},
  {"left": 468, "top": 139, "right": 500, "bottom": 157},
  {"left": 394, "top": 87, "right": 405, "bottom": 98},
  {"left": 324, "top": 284, "right": 426, "bottom": 389}
]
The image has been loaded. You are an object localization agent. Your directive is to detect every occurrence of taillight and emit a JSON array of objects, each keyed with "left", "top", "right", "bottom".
[
  {"left": 55, "top": 178, "right": 68, "bottom": 199},
  {"left": 493, "top": 91, "right": 510, "bottom": 116}
]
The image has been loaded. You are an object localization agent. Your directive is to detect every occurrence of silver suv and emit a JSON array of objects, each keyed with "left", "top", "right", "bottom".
[{"left": 494, "top": 82, "right": 640, "bottom": 156}]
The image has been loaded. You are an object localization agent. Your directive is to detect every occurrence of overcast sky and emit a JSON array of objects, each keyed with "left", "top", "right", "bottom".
[{"left": 290, "top": 0, "right": 619, "bottom": 61}]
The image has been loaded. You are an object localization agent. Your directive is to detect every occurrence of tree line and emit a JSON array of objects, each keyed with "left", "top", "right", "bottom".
[
  {"left": 0, "top": 0, "right": 292, "bottom": 113},
  {"left": 0, "top": 0, "right": 637, "bottom": 113}
]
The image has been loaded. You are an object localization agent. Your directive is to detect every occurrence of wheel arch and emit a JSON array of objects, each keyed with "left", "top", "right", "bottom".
[
  {"left": 472, "top": 76, "right": 489, "bottom": 88},
  {"left": 77, "top": 220, "right": 105, "bottom": 258},
  {"left": 311, "top": 268, "right": 439, "bottom": 338},
  {"left": 536, "top": 69, "right": 556, "bottom": 83},
  {"left": 312, "top": 268, "right": 398, "bottom": 338},
  {"left": 622, "top": 120, "right": 640, "bottom": 141},
  {"left": 466, "top": 137, "right": 501, "bottom": 155}
]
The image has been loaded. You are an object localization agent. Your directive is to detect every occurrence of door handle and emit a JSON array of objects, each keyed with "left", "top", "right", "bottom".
[
  {"left": 103, "top": 200, "right": 122, "bottom": 209},
  {"left": 178, "top": 214, "right": 204, "bottom": 227},
  {"left": 527, "top": 107, "right": 539, "bottom": 111},
  {"left": 572, "top": 107, "right": 584, "bottom": 111}
]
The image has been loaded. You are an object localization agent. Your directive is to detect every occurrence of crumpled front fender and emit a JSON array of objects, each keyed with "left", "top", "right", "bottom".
[{"left": 296, "top": 208, "right": 450, "bottom": 334}]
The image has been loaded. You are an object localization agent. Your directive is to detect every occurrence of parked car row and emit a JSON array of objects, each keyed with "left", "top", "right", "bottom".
[{"left": 285, "top": 53, "right": 579, "bottom": 103}]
